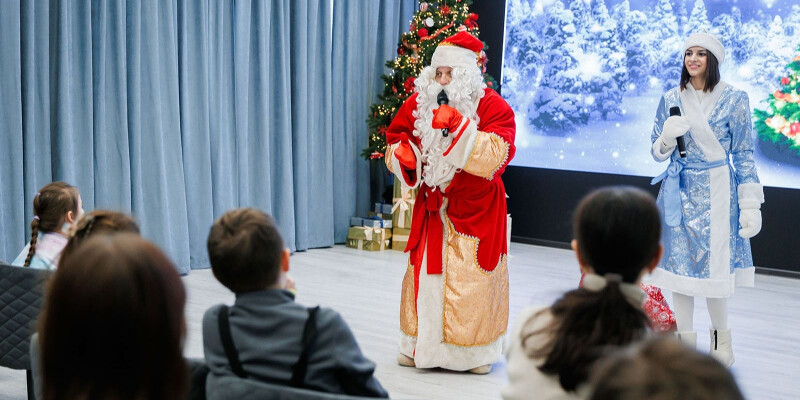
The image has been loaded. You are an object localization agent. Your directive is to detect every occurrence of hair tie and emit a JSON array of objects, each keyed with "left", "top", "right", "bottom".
[
  {"left": 36, "top": 192, "right": 41, "bottom": 197},
  {"left": 582, "top": 273, "right": 645, "bottom": 308},
  {"left": 33, "top": 216, "right": 40, "bottom": 221}
]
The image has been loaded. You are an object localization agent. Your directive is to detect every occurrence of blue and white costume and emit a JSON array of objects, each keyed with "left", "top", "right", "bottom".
[{"left": 646, "top": 81, "right": 763, "bottom": 299}]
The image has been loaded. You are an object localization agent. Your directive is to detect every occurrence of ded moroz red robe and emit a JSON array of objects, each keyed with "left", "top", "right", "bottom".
[{"left": 385, "top": 88, "right": 515, "bottom": 370}]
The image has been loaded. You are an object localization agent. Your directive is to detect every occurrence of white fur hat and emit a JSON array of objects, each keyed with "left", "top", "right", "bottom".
[
  {"left": 683, "top": 32, "right": 725, "bottom": 64},
  {"left": 430, "top": 31, "right": 483, "bottom": 71}
]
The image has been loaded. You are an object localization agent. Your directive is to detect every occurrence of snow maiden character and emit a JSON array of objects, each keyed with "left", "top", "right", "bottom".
[
  {"left": 647, "top": 32, "right": 764, "bottom": 367},
  {"left": 385, "top": 31, "right": 515, "bottom": 374}
]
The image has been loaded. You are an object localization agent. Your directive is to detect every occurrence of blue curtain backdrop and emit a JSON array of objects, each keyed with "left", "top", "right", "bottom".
[{"left": 0, "top": 0, "right": 415, "bottom": 272}]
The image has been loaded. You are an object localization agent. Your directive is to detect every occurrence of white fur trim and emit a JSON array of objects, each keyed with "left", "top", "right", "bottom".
[
  {"left": 680, "top": 83, "right": 728, "bottom": 161},
  {"left": 684, "top": 32, "right": 725, "bottom": 64},
  {"left": 430, "top": 46, "right": 479, "bottom": 71},
  {"left": 652, "top": 137, "right": 675, "bottom": 161},
  {"left": 442, "top": 120, "right": 478, "bottom": 169},
  {"left": 738, "top": 183, "right": 764, "bottom": 209},
  {"left": 708, "top": 161, "right": 731, "bottom": 295},
  {"left": 644, "top": 267, "right": 753, "bottom": 298},
  {"left": 391, "top": 141, "right": 423, "bottom": 189}
]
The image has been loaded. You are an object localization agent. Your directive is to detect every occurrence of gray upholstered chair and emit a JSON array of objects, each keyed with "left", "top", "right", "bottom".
[
  {"left": 0, "top": 261, "right": 52, "bottom": 400},
  {"left": 205, "top": 373, "right": 389, "bottom": 400}
]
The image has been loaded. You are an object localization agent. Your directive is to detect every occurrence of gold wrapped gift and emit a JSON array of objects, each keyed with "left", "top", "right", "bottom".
[
  {"left": 392, "top": 179, "right": 417, "bottom": 229},
  {"left": 391, "top": 227, "right": 411, "bottom": 251},
  {"left": 346, "top": 226, "right": 392, "bottom": 251}
]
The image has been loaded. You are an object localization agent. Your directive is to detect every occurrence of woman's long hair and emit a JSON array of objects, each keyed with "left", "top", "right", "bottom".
[
  {"left": 39, "top": 234, "right": 187, "bottom": 400},
  {"left": 523, "top": 186, "right": 661, "bottom": 391}
]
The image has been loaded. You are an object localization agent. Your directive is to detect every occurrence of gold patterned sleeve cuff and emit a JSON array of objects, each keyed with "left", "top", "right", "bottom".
[
  {"left": 456, "top": 130, "right": 510, "bottom": 180},
  {"left": 385, "top": 143, "right": 397, "bottom": 173}
]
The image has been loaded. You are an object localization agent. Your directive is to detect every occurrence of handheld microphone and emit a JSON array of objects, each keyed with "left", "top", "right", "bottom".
[
  {"left": 669, "top": 106, "right": 687, "bottom": 158},
  {"left": 437, "top": 90, "right": 449, "bottom": 138}
]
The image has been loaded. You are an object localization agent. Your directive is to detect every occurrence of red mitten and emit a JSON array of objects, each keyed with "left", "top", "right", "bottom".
[
  {"left": 432, "top": 104, "right": 464, "bottom": 133},
  {"left": 394, "top": 140, "right": 417, "bottom": 171}
]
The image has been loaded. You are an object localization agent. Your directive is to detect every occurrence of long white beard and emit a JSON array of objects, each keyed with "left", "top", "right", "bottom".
[{"left": 413, "top": 66, "right": 486, "bottom": 188}]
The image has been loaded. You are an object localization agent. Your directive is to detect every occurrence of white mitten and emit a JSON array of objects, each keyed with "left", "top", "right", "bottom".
[
  {"left": 738, "top": 209, "right": 761, "bottom": 239},
  {"left": 738, "top": 183, "right": 764, "bottom": 239},
  {"left": 659, "top": 115, "right": 690, "bottom": 148}
]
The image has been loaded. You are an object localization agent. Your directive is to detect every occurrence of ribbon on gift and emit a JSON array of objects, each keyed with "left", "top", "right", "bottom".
[
  {"left": 392, "top": 186, "right": 416, "bottom": 214},
  {"left": 363, "top": 227, "right": 382, "bottom": 242},
  {"left": 651, "top": 158, "right": 727, "bottom": 227},
  {"left": 392, "top": 234, "right": 409, "bottom": 242}
]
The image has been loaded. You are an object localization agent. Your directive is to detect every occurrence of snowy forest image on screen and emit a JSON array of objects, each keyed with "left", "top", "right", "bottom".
[{"left": 502, "top": 0, "right": 800, "bottom": 189}]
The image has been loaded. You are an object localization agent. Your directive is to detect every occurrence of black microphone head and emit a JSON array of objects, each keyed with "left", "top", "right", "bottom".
[
  {"left": 669, "top": 106, "right": 681, "bottom": 117},
  {"left": 437, "top": 90, "right": 449, "bottom": 106}
]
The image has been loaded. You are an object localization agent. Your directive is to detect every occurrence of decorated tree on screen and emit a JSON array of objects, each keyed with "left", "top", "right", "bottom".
[
  {"left": 753, "top": 45, "right": 800, "bottom": 157},
  {"left": 362, "top": 0, "right": 497, "bottom": 160}
]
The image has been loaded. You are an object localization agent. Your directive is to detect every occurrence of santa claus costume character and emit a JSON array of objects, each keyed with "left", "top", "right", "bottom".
[
  {"left": 384, "top": 31, "right": 515, "bottom": 374},
  {"left": 646, "top": 32, "right": 764, "bottom": 367}
]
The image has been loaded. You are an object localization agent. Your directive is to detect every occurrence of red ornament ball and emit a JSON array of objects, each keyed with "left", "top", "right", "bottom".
[
  {"left": 417, "top": 28, "right": 428, "bottom": 38},
  {"left": 781, "top": 77, "right": 791, "bottom": 85},
  {"left": 404, "top": 77, "right": 416, "bottom": 93},
  {"left": 487, "top": 81, "right": 493, "bottom": 87},
  {"left": 791, "top": 122, "right": 800, "bottom": 136}
]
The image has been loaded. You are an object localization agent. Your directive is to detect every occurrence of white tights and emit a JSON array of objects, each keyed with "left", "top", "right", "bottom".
[{"left": 672, "top": 292, "right": 729, "bottom": 332}]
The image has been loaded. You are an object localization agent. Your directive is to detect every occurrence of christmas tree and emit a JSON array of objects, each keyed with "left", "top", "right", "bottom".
[
  {"left": 362, "top": 0, "right": 497, "bottom": 160},
  {"left": 753, "top": 45, "right": 800, "bottom": 157}
]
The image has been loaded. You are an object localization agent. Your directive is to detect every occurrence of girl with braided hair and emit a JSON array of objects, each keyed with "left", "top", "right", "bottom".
[
  {"left": 12, "top": 182, "right": 82, "bottom": 270},
  {"left": 58, "top": 210, "right": 140, "bottom": 265}
]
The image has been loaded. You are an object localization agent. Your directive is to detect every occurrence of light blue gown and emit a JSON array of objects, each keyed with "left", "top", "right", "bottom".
[{"left": 646, "top": 82, "right": 760, "bottom": 298}]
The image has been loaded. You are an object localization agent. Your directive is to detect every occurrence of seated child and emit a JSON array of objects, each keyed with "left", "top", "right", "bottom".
[
  {"left": 13, "top": 182, "right": 83, "bottom": 269},
  {"left": 202, "top": 208, "right": 388, "bottom": 398},
  {"left": 503, "top": 186, "right": 662, "bottom": 400},
  {"left": 58, "top": 210, "right": 140, "bottom": 264}
]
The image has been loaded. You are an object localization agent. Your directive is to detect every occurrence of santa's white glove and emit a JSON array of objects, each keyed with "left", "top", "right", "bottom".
[
  {"left": 659, "top": 115, "right": 690, "bottom": 148},
  {"left": 738, "top": 183, "right": 764, "bottom": 239}
]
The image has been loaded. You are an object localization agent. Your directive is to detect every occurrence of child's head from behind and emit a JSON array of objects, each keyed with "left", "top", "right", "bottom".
[
  {"left": 589, "top": 335, "right": 744, "bottom": 400},
  {"left": 40, "top": 233, "right": 187, "bottom": 400},
  {"left": 573, "top": 186, "right": 662, "bottom": 283},
  {"left": 59, "top": 210, "right": 140, "bottom": 265},
  {"left": 25, "top": 182, "right": 82, "bottom": 266},
  {"left": 207, "top": 208, "right": 287, "bottom": 293}
]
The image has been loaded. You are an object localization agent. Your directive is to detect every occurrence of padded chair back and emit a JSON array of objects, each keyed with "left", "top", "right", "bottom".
[
  {"left": 0, "top": 262, "right": 51, "bottom": 370},
  {"left": 205, "top": 373, "right": 385, "bottom": 400}
]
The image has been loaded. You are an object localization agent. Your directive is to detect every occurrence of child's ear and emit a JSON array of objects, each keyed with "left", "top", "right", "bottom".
[
  {"left": 66, "top": 210, "right": 76, "bottom": 224},
  {"left": 281, "top": 248, "right": 290, "bottom": 272}
]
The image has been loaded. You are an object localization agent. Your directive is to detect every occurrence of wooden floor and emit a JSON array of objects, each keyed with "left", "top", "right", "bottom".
[{"left": 2, "top": 243, "right": 799, "bottom": 399}]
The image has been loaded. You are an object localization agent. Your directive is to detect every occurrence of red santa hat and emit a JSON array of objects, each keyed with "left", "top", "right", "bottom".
[{"left": 430, "top": 31, "right": 483, "bottom": 71}]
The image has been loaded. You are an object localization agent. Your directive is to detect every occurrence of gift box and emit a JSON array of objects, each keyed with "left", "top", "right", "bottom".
[
  {"left": 392, "top": 180, "right": 418, "bottom": 229},
  {"left": 350, "top": 217, "right": 366, "bottom": 227},
  {"left": 374, "top": 202, "right": 393, "bottom": 214},
  {"left": 362, "top": 217, "right": 392, "bottom": 229},
  {"left": 367, "top": 211, "right": 392, "bottom": 220},
  {"left": 391, "top": 227, "right": 411, "bottom": 251},
  {"left": 346, "top": 226, "right": 392, "bottom": 251}
]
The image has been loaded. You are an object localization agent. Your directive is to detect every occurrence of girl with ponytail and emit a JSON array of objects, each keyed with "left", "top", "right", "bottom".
[
  {"left": 12, "top": 182, "right": 82, "bottom": 270},
  {"left": 503, "top": 187, "right": 663, "bottom": 400}
]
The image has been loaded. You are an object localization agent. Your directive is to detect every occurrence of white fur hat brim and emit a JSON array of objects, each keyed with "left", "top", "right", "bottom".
[
  {"left": 684, "top": 32, "right": 725, "bottom": 64},
  {"left": 430, "top": 45, "right": 479, "bottom": 71}
]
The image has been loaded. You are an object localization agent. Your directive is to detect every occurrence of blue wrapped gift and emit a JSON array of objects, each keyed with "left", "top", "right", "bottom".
[{"left": 374, "top": 202, "right": 393, "bottom": 214}]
